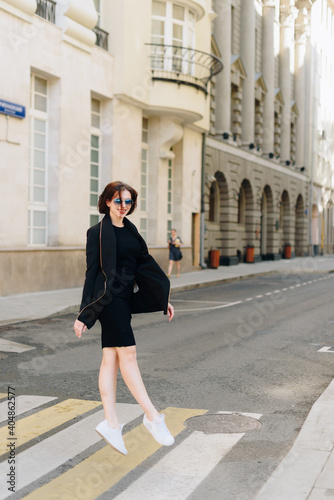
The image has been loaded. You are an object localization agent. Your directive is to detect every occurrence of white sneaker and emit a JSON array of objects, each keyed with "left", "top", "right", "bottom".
[
  {"left": 95, "top": 420, "right": 128, "bottom": 455},
  {"left": 143, "top": 413, "right": 175, "bottom": 446}
]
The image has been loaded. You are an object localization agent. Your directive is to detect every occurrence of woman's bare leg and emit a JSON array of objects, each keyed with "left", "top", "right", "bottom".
[
  {"left": 116, "top": 346, "right": 159, "bottom": 421},
  {"left": 167, "top": 260, "right": 174, "bottom": 276},
  {"left": 176, "top": 261, "right": 180, "bottom": 277},
  {"left": 98, "top": 347, "right": 120, "bottom": 428}
]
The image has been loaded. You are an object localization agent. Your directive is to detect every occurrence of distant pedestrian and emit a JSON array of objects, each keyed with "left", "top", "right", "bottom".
[
  {"left": 73, "top": 181, "right": 175, "bottom": 455},
  {"left": 167, "top": 228, "right": 183, "bottom": 278}
]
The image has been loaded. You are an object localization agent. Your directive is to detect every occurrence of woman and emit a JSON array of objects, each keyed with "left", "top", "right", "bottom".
[
  {"left": 167, "top": 228, "right": 183, "bottom": 278},
  {"left": 73, "top": 181, "right": 175, "bottom": 456}
]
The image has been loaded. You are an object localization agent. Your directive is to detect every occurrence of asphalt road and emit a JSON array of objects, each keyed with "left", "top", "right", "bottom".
[{"left": 1, "top": 272, "right": 334, "bottom": 499}]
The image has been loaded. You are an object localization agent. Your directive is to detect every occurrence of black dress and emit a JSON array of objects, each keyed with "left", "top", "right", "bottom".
[
  {"left": 98, "top": 224, "right": 142, "bottom": 348},
  {"left": 169, "top": 236, "right": 183, "bottom": 261}
]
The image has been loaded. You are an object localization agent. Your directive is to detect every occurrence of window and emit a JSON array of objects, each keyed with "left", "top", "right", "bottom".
[
  {"left": 167, "top": 158, "right": 173, "bottom": 239},
  {"left": 28, "top": 75, "right": 48, "bottom": 245},
  {"left": 151, "top": 1, "right": 195, "bottom": 74},
  {"left": 231, "top": 6, "right": 235, "bottom": 53},
  {"left": 94, "top": 0, "right": 101, "bottom": 27},
  {"left": 140, "top": 117, "right": 149, "bottom": 240},
  {"left": 140, "top": 218, "right": 148, "bottom": 241},
  {"left": 167, "top": 219, "right": 172, "bottom": 240},
  {"left": 280, "top": 201, "right": 284, "bottom": 230},
  {"left": 237, "top": 187, "right": 245, "bottom": 225},
  {"left": 90, "top": 98, "right": 101, "bottom": 226},
  {"left": 209, "top": 182, "right": 218, "bottom": 223}
]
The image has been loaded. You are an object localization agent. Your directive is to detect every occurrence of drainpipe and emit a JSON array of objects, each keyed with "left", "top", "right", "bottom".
[
  {"left": 309, "top": 39, "right": 316, "bottom": 258},
  {"left": 200, "top": 132, "right": 207, "bottom": 268}
]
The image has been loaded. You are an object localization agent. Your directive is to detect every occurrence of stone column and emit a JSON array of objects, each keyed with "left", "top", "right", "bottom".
[
  {"left": 280, "top": 1, "right": 296, "bottom": 163},
  {"left": 262, "top": 0, "right": 276, "bottom": 154},
  {"left": 214, "top": 0, "right": 231, "bottom": 136},
  {"left": 241, "top": 0, "right": 255, "bottom": 146},
  {"left": 294, "top": 3, "right": 309, "bottom": 168}
]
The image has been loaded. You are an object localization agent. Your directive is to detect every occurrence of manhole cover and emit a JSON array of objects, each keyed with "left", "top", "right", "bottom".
[{"left": 185, "top": 413, "right": 261, "bottom": 434}]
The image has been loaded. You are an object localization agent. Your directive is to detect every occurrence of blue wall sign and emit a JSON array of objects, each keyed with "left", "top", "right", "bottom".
[{"left": 0, "top": 99, "right": 25, "bottom": 119}]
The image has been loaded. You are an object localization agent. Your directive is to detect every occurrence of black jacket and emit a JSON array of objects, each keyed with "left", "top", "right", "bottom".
[{"left": 77, "top": 214, "right": 170, "bottom": 329}]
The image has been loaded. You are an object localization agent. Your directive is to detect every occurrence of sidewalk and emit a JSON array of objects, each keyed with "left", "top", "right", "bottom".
[{"left": 1, "top": 254, "right": 334, "bottom": 499}]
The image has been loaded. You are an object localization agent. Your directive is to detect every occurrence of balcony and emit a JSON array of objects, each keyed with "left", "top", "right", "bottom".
[
  {"left": 36, "top": 0, "right": 56, "bottom": 24},
  {"left": 146, "top": 44, "right": 223, "bottom": 95},
  {"left": 93, "top": 26, "right": 109, "bottom": 51}
]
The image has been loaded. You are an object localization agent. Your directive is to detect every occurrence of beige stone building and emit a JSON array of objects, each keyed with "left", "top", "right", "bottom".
[
  {"left": 204, "top": 0, "right": 334, "bottom": 265},
  {"left": 0, "top": 0, "right": 221, "bottom": 294},
  {"left": 0, "top": 0, "right": 333, "bottom": 295}
]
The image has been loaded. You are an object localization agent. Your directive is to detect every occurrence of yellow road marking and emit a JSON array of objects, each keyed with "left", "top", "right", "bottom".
[
  {"left": 0, "top": 393, "right": 7, "bottom": 400},
  {"left": 24, "top": 407, "right": 207, "bottom": 500},
  {"left": 0, "top": 399, "right": 101, "bottom": 456}
]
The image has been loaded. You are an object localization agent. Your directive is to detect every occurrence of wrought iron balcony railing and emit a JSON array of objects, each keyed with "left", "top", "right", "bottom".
[
  {"left": 36, "top": 0, "right": 56, "bottom": 24},
  {"left": 93, "top": 26, "right": 109, "bottom": 51},
  {"left": 145, "top": 43, "right": 223, "bottom": 94}
]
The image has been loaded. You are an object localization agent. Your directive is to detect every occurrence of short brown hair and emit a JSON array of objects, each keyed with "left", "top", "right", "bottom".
[{"left": 98, "top": 181, "right": 138, "bottom": 215}]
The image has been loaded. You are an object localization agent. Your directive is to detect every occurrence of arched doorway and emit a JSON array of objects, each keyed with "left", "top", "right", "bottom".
[
  {"left": 312, "top": 204, "right": 320, "bottom": 255},
  {"left": 280, "top": 190, "right": 290, "bottom": 254},
  {"left": 205, "top": 171, "right": 232, "bottom": 264},
  {"left": 260, "top": 185, "right": 274, "bottom": 258},
  {"left": 236, "top": 179, "right": 254, "bottom": 260},
  {"left": 295, "top": 194, "right": 304, "bottom": 256}
]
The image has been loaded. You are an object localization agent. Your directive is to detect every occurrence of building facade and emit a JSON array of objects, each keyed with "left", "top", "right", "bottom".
[
  {"left": 0, "top": 0, "right": 333, "bottom": 295},
  {"left": 204, "top": 0, "right": 334, "bottom": 265},
  {"left": 0, "top": 0, "right": 220, "bottom": 294}
]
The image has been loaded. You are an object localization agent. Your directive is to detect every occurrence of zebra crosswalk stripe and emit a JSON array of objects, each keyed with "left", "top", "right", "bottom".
[
  {"left": 0, "top": 395, "right": 57, "bottom": 424},
  {"left": 0, "top": 396, "right": 261, "bottom": 500},
  {"left": 23, "top": 407, "right": 206, "bottom": 500},
  {"left": 0, "top": 338, "right": 35, "bottom": 353},
  {"left": 114, "top": 430, "right": 245, "bottom": 499},
  {"left": 0, "top": 398, "right": 102, "bottom": 457},
  {"left": 0, "top": 403, "right": 143, "bottom": 499}
]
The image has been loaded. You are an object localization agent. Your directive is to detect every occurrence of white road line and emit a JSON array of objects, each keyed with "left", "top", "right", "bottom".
[
  {"left": 175, "top": 301, "right": 242, "bottom": 312},
  {"left": 114, "top": 411, "right": 262, "bottom": 500},
  {"left": 114, "top": 432, "right": 244, "bottom": 500},
  {"left": 171, "top": 299, "right": 228, "bottom": 304},
  {"left": 265, "top": 292, "right": 272, "bottom": 295},
  {"left": 282, "top": 288, "right": 288, "bottom": 291},
  {"left": 0, "top": 395, "right": 57, "bottom": 424},
  {"left": 0, "top": 338, "right": 35, "bottom": 353},
  {"left": 245, "top": 298, "right": 254, "bottom": 301},
  {"left": 318, "top": 347, "right": 334, "bottom": 353},
  {"left": 0, "top": 403, "right": 143, "bottom": 498},
  {"left": 295, "top": 284, "right": 301, "bottom": 287},
  {"left": 289, "top": 286, "right": 295, "bottom": 289},
  {"left": 274, "top": 290, "right": 281, "bottom": 293},
  {"left": 256, "top": 295, "right": 263, "bottom": 298},
  {"left": 308, "top": 281, "right": 313, "bottom": 284}
]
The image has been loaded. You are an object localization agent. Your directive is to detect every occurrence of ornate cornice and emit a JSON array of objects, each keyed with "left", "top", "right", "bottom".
[
  {"left": 295, "top": 5, "right": 310, "bottom": 40},
  {"left": 280, "top": 1, "right": 298, "bottom": 25},
  {"left": 2, "top": 0, "right": 36, "bottom": 16}
]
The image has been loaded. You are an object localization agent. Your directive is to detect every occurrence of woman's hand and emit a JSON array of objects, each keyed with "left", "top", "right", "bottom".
[
  {"left": 74, "top": 319, "right": 87, "bottom": 338},
  {"left": 167, "top": 302, "right": 174, "bottom": 322}
]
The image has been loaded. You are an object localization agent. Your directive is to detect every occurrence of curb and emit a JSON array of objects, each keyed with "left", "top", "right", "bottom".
[
  {"left": 255, "top": 379, "right": 334, "bottom": 499},
  {"left": 1, "top": 267, "right": 334, "bottom": 327},
  {"left": 170, "top": 267, "right": 334, "bottom": 294}
]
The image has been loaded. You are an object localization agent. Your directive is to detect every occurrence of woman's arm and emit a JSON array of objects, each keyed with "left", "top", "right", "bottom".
[
  {"left": 167, "top": 302, "right": 174, "bottom": 321},
  {"left": 77, "top": 226, "right": 100, "bottom": 320}
]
